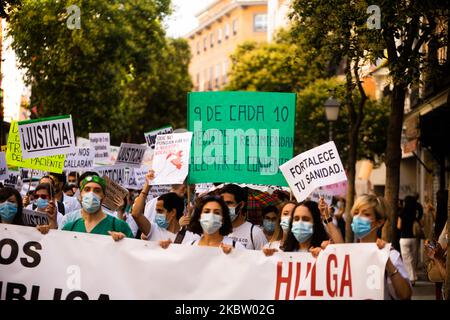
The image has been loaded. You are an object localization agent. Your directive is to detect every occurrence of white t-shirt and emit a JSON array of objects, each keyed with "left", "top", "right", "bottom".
[
  {"left": 143, "top": 197, "right": 157, "bottom": 224},
  {"left": 146, "top": 224, "right": 200, "bottom": 244},
  {"left": 123, "top": 212, "right": 139, "bottom": 238},
  {"left": 384, "top": 248, "right": 412, "bottom": 300},
  {"left": 62, "top": 193, "right": 81, "bottom": 214},
  {"left": 191, "top": 236, "right": 246, "bottom": 249},
  {"left": 228, "top": 221, "right": 268, "bottom": 250},
  {"left": 26, "top": 204, "right": 64, "bottom": 228}
]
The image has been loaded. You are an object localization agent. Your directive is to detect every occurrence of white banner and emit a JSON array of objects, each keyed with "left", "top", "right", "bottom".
[
  {"left": 64, "top": 147, "right": 95, "bottom": 170},
  {"left": 144, "top": 126, "right": 173, "bottom": 151},
  {"left": 115, "top": 143, "right": 147, "bottom": 168},
  {"left": 0, "top": 225, "right": 389, "bottom": 300},
  {"left": 89, "top": 133, "right": 110, "bottom": 164},
  {"left": 151, "top": 132, "right": 193, "bottom": 185},
  {"left": 0, "top": 152, "right": 8, "bottom": 180},
  {"left": 18, "top": 115, "right": 76, "bottom": 159},
  {"left": 279, "top": 141, "right": 347, "bottom": 203}
]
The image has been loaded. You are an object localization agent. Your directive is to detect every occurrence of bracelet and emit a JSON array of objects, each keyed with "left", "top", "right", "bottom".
[
  {"left": 323, "top": 216, "right": 333, "bottom": 224},
  {"left": 388, "top": 268, "right": 399, "bottom": 277},
  {"left": 140, "top": 191, "right": 148, "bottom": 196}
]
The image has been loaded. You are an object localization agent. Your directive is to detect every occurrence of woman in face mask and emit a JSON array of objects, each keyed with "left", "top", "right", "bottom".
[
  {"left": 262, "top": 202, "right": 297, "bottom": 255},
  {"left": 0, "top": 187, "right": 24, "bottom": 225},
  {"left": 261, "top": 205, "right": 280, "bottom": 242},
  {"left": 187, "top": 195, "right": 246, "bottom": 253},
  {"left": 282, "top": 201, "right": 329, "bottom": 253},
  {"left": 350, "top": 194, "right": 412, "bottom": 300}
]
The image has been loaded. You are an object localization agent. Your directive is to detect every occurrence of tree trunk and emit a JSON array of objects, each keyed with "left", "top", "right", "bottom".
[
  {"left": 382, "top": 85, "right": 406, "bottom": 245},
  {"left": 345, "top": 127, "right": 358, "bottom": 243}
]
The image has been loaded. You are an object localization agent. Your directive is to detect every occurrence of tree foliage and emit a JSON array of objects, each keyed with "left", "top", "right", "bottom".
[{"left": 8, "top": 0, "right": 192, "bottom": 145}]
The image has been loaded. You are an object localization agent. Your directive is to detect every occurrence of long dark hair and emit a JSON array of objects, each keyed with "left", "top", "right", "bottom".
[
  {"left": 0, "top": 187, "right": 24, "bottom": 225},
  {"left": 188, "top": 195, "right": 232, "bottom": 236},
  {"left": 283, "top": 200, "right": 329, "bottom": 252}
]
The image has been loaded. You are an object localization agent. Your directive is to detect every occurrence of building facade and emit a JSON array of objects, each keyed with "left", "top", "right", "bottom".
[{"left": 185, "top": 0, "right": 268, "bottom": 91}]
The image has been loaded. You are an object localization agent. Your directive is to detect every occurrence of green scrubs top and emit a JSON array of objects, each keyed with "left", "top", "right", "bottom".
[{"left": 62, "top": 213, "right": 133, "bottom": 238}]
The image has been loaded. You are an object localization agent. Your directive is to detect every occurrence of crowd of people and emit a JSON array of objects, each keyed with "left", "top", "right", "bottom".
[{"left": 0, "top": 169, "right": 448, "bottom": 300}]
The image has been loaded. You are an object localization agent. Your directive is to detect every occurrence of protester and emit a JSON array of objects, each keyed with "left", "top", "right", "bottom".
[
  {"left": 397, "top": 195, "right": 420, "bottom": 285},
  {"left": 261, "top": 205, "right": 280, "bottom": 242},
  {"left": 219, "top": 184, "right": 267, "bottom": 249},
  {"left": 262, "top": 201, "right": 296, "bottom": 256},
  {"left": 0, "top": 186, "right": 24, "bottom": 225},
  {"left": 187, "top": 195, "right": 245, "bottom": 253},
  {"left": 63, "top": 183, "right": 75, "bottom": 197},
  {"left": 335, "top": 197, "right": 346, "bottom": 239},
  {"left": 318, "top": 197, "right": 345, "bottom": 244},
  {"left": 282, "top": 201, "right": 330, "bottom": 253},
  {"left": 351, "top": 194, "right": 412, "bottom": 300},
  {"left": 57, "top": 175, "right": 133, "bottom": 240},
  {"left": 47, "top": 173, "right": 81, "bottom": 214},
  {"left": 35, "top": 175, "right": 67, "bottom": 216},
  {"left": 29, "top": 183, "right": 61, "bottom": 229}
]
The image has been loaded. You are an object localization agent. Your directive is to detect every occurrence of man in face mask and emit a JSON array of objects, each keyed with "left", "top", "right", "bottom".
[
  {"left": 61, "top": 175, "right": 133, "bottom": 240},
  {"left": 219, "top": 184, "right": 268, "bottom": 250}
]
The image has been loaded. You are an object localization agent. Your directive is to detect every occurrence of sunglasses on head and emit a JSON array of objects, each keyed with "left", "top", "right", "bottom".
[{"left": 35, "top": 194, "right": 49, "bottom": 200}]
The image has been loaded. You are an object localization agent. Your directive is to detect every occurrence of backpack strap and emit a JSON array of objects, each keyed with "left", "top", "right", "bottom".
[
  {"left": 57, "top": 201, "right": 65, "bottom": 216},
  {"left": 250, "top": 224, "right": 255, "bottom": 249},
  {"left": 174, "top": 227, "right": 187, "bottom": 244}
]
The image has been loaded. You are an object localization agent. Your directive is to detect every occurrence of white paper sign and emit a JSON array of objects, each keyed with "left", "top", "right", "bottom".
[
  {"left": 280, "top": 141, "right": 347, "bottom": 203},
  {"left": 115, "top": 143, "right": 147, "bottom": 168},
  {"left": 144, "top": 126, "right": 173, "bottom": 151},
  {"left": 2, "top": 171, "right": 21, "bottom": 189},
  {"left": 18, "top": 115, "right": 76, "bottom": 159},
  {"left": 93, "top": 165, "right": 127, "bottom": 185},
  {"left": 309, "top": 187, "right": 334, "bottom": 205},
  {"left": 147, "top": 184, "right": 172, "bottom": 200},
  {"left": 0, "top": 152, "right": 8, "bottom": 180},
  {"left": 123, "top": 165, "right": 149, "bottom": 190},
  {"left": 151, "top": 132, "right": 193, "bottom": 185},
  {"left": 64, "top": 147, "right": 95, "bottom": 170},
  {"left": 89, "top": 133, "right": 110, "bottom": 164},
  {"left": 21, "top": 208, "right": 49, "bottom": 226}
]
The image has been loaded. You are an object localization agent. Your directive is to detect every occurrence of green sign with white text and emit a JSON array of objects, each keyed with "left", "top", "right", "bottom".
[{"left": 187, "top": 91, "right": 296, "bottom": 186}]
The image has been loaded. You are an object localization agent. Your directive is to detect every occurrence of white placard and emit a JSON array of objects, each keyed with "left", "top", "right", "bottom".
[
  {"left": 123, "top": 165, "right": 149, "bottom": 190},
  {"left": 144, "top": 126, "right": 173, "bottom": 151},
  {"left": 89, "top": 133, "right": 110, "bottom": 164},
  {"left": 64, "top": 147, "right": 95, "bottom": 170},
  {"left": 0, "top": 152, "right": 8, "bottom": 180},
  {"left": 18, "top": 115, "right": 76, "bottom": 159},
  {"left": 115, "top": 143, "right": 147, "bottom": 168},
  {"left": 151, "top": 132, "right": 193, "bottom": 185},
  {"left": 93, "top": 165, "right": 127, "bottom": 185},
  {"left": 279, "top": 141, "right": 347, "bottom": 203}
]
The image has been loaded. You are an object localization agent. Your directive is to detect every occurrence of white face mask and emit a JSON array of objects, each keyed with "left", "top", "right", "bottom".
[
  {"left": 200, "top": 213, "right": 223, "bottom": 234},
  {"left": 280, "top": 216, "right": 291, "bottom": 232}
]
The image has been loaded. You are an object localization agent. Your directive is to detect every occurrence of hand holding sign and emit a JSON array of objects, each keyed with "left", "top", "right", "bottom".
[{"left": 145, "top": 169, "right": 155, "bottom": 185}]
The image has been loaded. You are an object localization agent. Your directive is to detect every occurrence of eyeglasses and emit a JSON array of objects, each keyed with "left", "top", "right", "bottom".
[{"left": 34, "top": 194, "right": 49, "bottom": 200}]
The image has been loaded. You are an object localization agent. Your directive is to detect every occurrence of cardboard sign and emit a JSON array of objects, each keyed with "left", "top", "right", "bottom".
[
  {"left": 187, "top": 91, "right": 295, "bottom": 186},
  {"left": 0, "top": 152, "right": 8, "bottom": 180},
  {"left": 151, "top": 132, "right": 193, "bottom": 185},
  {"left": 5, "top": 122, "right": 65, "bottom": 173},
  {"left": 144, "top": 126, "right": 173, "bottom": 151},
  {"left": 21, "top": 208, "right": 49, "bottom": 227},
  {"left": 93, "top": 165, "right": 127, "bottom": 185},
  {"left": 18, "top": 115, "right": 75, "bottom": 159},
  {"left": 102, "top": 176, "right": 129, "bottom": 211},
  {"left": 89, "top": 133, "right": 110, "bottom": 164},
  {"left": 115, "top": 143, "right": 147, "bottom": 168},
  {"left": 64, "top": 147, "right": 95, "bottom": 170},
  {"left": 280, "top": 141, "right": 347, "bottom": 203}
]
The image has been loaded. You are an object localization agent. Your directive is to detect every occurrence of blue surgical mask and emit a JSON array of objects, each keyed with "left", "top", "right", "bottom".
[
  {"left": 351, "top": 216, "right": 373, "bottom": 239},
  {"left": 35, "top": 198, "right": 49, "bottom": 209},
  {"left": 155, "top": 213, "right": 169, "bottom": 229},
  {"left": 291, "top": 221, "right": 314, "bottom": 244},
  {"left": 263, "top": 219, "right": 276, "bottom": 233},
  {"left": 200, "top": 213, "right": 223, "bottom": 234},
  {"left": 82, "top": 192, "right": 102, "bottom": 214},
  {"left": 0, "top": 201, "right": 18, "bottom": 222},
  {"left": 280, "top": 216, "right": 291, "bottom": 232}
]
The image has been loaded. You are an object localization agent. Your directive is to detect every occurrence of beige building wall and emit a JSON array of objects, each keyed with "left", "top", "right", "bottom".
[{"left": 186, "top": 1, "right": 268, "bottom": 91}]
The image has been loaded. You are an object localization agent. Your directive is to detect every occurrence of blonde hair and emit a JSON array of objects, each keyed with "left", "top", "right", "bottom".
[{"left": 351, "top": 194, "right": 391, "bottom": 221}]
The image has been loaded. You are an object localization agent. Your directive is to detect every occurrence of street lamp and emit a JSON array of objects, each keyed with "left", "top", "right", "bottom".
[{"left": 324, "top": 96, "right": 340, "bottom": 141}]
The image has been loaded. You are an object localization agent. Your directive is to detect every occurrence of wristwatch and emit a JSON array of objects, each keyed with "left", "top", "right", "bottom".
[{"left": 323, "top": 217, "right": 333, "bottom": 224}]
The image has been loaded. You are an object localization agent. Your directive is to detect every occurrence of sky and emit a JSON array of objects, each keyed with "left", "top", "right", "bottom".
[{"left": 164, "top": 0, "right": 215, "bottom": 38}]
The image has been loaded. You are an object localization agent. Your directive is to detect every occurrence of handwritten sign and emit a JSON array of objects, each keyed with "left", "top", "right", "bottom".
[
  {"left": 102, "top": 176, "right": 129, "bottom": 211},
  {"left": 188, "top": 92, "right": 295, "bottom": 186},
  {"left": 64, "top": 147, "right": 95, "bottom": 170},
  {"left": 89, "top": 133, "right": 110, "bottom": 164},
  {"left": 280, "top": 141, "right": 347, "bottom": 203},
  {"left": 144, "top": 126, "right": 173, "bottom": 151},
  {"left": 22, "top": 208, "right": 49, "bottom": 227}
]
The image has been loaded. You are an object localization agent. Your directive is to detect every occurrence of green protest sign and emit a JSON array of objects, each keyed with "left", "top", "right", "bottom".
[{"left": 187, "top": 91, "right": 296, "bottom": 186}]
